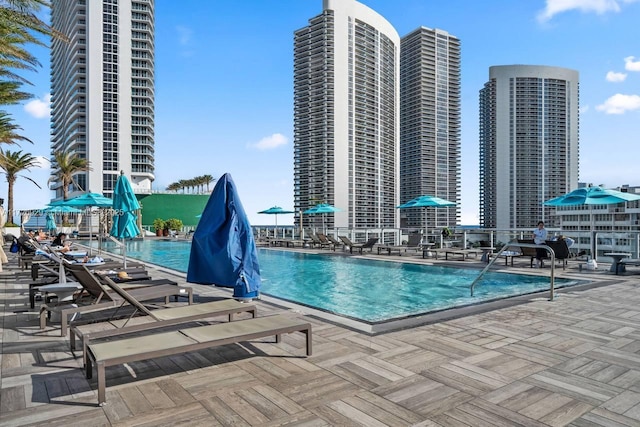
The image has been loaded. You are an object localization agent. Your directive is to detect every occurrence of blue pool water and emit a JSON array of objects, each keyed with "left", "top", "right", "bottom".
[{"left": 93, "top": 239, "right": 582, "bottom": 323}]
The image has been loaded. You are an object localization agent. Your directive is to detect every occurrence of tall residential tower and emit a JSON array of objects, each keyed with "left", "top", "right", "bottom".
[
  {"left": 50, "top": 0, "right": 155, "bottom": 199},
  {"left": 400, "top": 27, "right": 461, "bottom": 230},
  {"left": 479, "top": 65, "right": 579, "bottom": 229},
  {"left": 293, "top": 0, "right": 400, "bottom": 230}
]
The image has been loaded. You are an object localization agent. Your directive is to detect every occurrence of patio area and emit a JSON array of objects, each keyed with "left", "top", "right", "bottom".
[{"left": 3, "top": 247, "right": 640, "bottom": 426}]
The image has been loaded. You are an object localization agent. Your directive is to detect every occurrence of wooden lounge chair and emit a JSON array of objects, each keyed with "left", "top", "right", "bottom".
[
  {"left": 71, "top": 275, "right": 257, "bottom": 367},
  {"left": 338, "top": 236, "right": 379, "bottom": 254},
  {"left": 316, "top": 233, "right": 336, "bottom": 251},
  {"left": 39, "top": 264, "right": 193, "bottom": 337},
  {"left": 86, "top": 314, "right": 312, "bottom": 405},
  {"left": 517, "top": 239, "right": 539, "bottom": 267},
  {"left": 377, "top": 233, "right": 422, "bottom": 255},
  {"left": 324, "top": 234, "right": 345, "bottom": 251}
]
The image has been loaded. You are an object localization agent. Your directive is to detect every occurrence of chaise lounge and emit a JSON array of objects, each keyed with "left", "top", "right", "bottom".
[
  {"left": 338, "top": 236, "right": 379, "bottom": 254},
  {"left": 86, "top": 314, "right": 312, "bottom": 405},
  {"left": 39, "top": 264, "right": 193, "bottom": 336}
]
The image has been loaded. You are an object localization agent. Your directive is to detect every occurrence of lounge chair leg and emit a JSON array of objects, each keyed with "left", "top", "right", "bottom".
[
  {"left": 275, "top": 333, "right": 282, "bottom": 344},
  {"left": 39, "top": 306, "right": 48, "bottom": 329},
  {"left": 305, "top": 328, "right": 313, "bottom": 356},
  {"left": 97, "top": 362, "right": 106, "bottom": 406}
]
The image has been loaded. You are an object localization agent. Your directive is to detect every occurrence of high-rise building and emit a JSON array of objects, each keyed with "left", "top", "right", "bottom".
[
  {"left": 479, "top": 65, "right": 579, "bottom": 229},
  {"left": 400, "top": 27, "right": 461, "bottom": 230},
  {"left": 293, "top": 0, "right": 400, "bottom": 231},
  {"left": 50, "top": 0, "right": 155, "bottom": 199}
]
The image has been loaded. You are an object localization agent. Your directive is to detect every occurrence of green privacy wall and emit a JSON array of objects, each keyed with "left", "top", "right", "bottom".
[{"left": 136, "top": 194, "right": 208, "bottom": 228}]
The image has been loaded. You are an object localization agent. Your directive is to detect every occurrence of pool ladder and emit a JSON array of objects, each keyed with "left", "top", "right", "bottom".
[{"left": 470, "top": 242, "right": 557, "bottom": 300}]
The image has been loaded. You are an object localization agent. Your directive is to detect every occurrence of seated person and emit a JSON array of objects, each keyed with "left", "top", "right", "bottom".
[
  {"left": 17, "top": 230, "right": 39, "bottom": 254},
  {"left": 51, "top": 232, "right": 67, "bottom": 247}
]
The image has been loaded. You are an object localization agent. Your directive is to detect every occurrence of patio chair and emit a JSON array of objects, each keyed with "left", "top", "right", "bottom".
[
  {"left": 545, "top": 239, "right": 570, "bottom": 270},
  {"left": 39, "top": 263, "right": 193, "bottom": 337},
  {"left": 86, "top": 314, "right": 312, "bottom": 405},
  {"left": 71, "top": 274, "right": 258, "bottom": 368},
  {"left": 517, "top": 239, "right": 538, "bottom": 268},
  {"left": 316, "top": 233, "right": 336, "bottom": 251},
  {"left": 377, "top": 233, "right": 423, "bottom": 255},
  {"left": 325, "top": 234, "right": 345, "bottom": 251},
  {"left": 338, "top": 236, "right": 379, "bottom": 254}
]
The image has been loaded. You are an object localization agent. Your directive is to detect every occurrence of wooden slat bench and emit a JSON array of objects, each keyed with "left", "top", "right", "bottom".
[{"left": 86, "top": 314, "right": 312, "bottom": 405}]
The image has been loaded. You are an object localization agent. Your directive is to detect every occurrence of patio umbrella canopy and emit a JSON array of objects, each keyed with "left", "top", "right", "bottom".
[
  {"left": 543, "top": 186, "right": 640, "bottom": 206},
  {"left": 303, "top": 203, "right": 341, "bottom": 230},
  {"left": 397, "top": 195, "right": 456, "bottom": 235},
  {"left": 187, "top": 173, "right": 260, "bottom": 300},
  {"left": 258, "top": 206, "right": 295, "bottom": 235},
  {"left": 110, "top": 172, "right": 141, "bottom": 268},
  {"left": 50, "top": 192, "right": 113, "bottom": 254},
  {"left": 544, "top": 186, "right": 640, "bottom": 256}
]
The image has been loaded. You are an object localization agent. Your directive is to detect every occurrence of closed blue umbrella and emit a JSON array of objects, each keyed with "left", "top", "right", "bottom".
[
  {"left": 187, "top": 173, "right": 260, "bottom": 300},
  {"left": 110, "top": 172, "right": 140, "bottom": 268}
]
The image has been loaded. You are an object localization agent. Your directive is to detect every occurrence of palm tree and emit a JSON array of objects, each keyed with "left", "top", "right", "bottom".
[
  {"left": 0, "top": 149, "right": 41, "bottom": 217},
  {"left": 0, "top": 0, "right": 62, "bottom": 104},
  {"left": 48, "top": 149, "right": 91, "bottom": 224},
  {"left": 0, "top": 111, "right": 31, "bottom": 144},
  {"left": 48, "top": 149, "right": 91, "bottom": 200},
  {"left": 201, "top": 174, "right": 215, "bottom": 193}
]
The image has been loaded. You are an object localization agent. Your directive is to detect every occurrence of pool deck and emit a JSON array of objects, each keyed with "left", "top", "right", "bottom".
[{"left": 3, "top": 246, "right": 640, "bottom": 426}]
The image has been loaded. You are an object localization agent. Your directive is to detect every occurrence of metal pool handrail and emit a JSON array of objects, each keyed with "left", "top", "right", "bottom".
[{"left": 470, "top": 242, "right": 556, "bottom": 300}]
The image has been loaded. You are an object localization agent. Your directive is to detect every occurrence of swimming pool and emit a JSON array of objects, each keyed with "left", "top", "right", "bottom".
[{"left": 93, "top": 239, "right": 583, "bottom": 325}]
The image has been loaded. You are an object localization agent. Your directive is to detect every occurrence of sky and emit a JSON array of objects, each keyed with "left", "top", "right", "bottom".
[{"left": 3, "top": 0, "right": 640, "bottom": 226}]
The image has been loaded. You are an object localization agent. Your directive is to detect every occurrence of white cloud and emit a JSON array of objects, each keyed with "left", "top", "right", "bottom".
[
  {"left": 606, "top": 71, "right": 627, "bottom": 82},
  {"left": 537, "top": 0, "right": 639, "bottom": 23},
  {"left": 24, "top": 93, "right": 51, "bottom": 118},
  {"left": 580, "top": 105, "right": 590, "bottom": 114},
  {"left": 176, "top": 25, "right": 192, "bottom": 45},
  {"left": 250, "top": 133, "right": 288, "bottom": 150},
  {"left": 624, "top": 56, "right": 640, "bottom": 71},
  {"left": 596, "top": 93, "right": 640, "bottom": 114}
]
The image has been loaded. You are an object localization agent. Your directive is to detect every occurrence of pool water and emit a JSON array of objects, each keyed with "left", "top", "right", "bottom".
[{"left": 93, "top": 239, "right": 582, "bottom": 323}]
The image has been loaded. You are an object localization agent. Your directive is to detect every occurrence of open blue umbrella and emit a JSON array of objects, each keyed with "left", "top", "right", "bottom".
[
  {"left": 42, "top": 205, "right": 82, "bottom": 214},
  {"left": 397, "top": 195, "right": 456, "bottom": 235},
  {"left": 110, "top": 172, "right": 140, "bottom": 268},
  {"left": 187, "top": 173, "right": 260, "bottom": 300},
  {"left": 304, "top": 203, "right": 341, "bottom": 231},
  {"left": 258, "top": 206, "right": 295, "bottom": 236},
  {"left": 50, "top": 192, "right": 113, "bottom": 254},
  {"left": 544, "top": 186, "right": 640, "bottom": 206}
]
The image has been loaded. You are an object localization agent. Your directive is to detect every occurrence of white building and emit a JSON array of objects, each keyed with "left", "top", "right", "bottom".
[
  {"left": 479, "top": 65, "right": 579, "bottom": 230},
  {"left": 400, "top": 27, "right": 461, "bottom": 230},
  {"left": 50, "top": 0, "right": 155, "bottom": 199},
  {"left": 293, "top": 0, "right": 400, "bottom": 230}
]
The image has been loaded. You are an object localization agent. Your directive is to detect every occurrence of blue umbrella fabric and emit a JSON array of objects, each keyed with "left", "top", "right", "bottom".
[
  {"left": 110, "top": 172, "right": 141, "bottom": 268},
  {"left": 303, "top": 203, "right": 341, "bottom": 214},
  {"left": 50, "top": 192, "right": 113, "bottom": 255},
  {"left": 544, "top": 186, "right": 640, "bottom": 206},
  {"left": 397, "top": 195, "right": 456, "bottom": 209},
  {"left": 258, "top": 206, "right": 295, "bottom": 233},
  {"left": 187, "top": 173, "right": 260, "bottom": 300},
  {"left": 42, "top": 205, "right": 82, "bottom": 214}
]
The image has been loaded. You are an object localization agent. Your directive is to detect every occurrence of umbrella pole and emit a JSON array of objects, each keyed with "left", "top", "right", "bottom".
[{"left": 123, "top": 238, "right": 127, "bottom": 268}]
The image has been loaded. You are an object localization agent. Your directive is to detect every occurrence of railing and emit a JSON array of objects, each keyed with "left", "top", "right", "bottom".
[{"left": 470, "top": 242, "right": 556, "bottom": 301}]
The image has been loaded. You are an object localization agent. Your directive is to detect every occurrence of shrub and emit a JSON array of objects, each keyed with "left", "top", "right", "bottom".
[
  {"left": 165, "top": 218, "right": 183, "bottom": 231},
  {"left": 152, "top": 218, "right": 165, "bottom": 232}
]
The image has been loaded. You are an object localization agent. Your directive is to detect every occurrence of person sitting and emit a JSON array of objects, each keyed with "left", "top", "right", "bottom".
[
  {"left": 51, "top": 232, "right": 67, "bottom": 247},
  {"left": 17, "top": 230, "right": 38, "bottom": 254}
]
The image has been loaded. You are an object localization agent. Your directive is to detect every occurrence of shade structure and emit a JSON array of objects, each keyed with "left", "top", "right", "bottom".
[
  {"left": 110, "top": 172, "right": 141, "bottom": 268},
  {"left": 543, "top": 186, "right": 640, "bottom": 206},
  {"left": 258, "top": 206, "right": 295, "bottom": 234},
  {"left": 303, "top": 203, "right": 341, "bottom": 231},
  {"left": 187, "top": 173, "right": 260, "bottom": 300},
  {"left": 50, "top": 192, "right": 113, "bottom": 254},
  {"left": 544, "top": 187, "right": 640, "bottom": 256},
  {"left": 42, "top": 205, "right": 82, "bottom": 214},
  {"left": 397, "top": 195, "right": 456, "bottom": 235}
]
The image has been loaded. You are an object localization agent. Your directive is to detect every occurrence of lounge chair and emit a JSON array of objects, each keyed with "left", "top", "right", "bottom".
[
  {"left": 377, "top": 233, "right": 422, "bottom": 255},
  {"left": 545, "top": 239, "right": 570, "bottom": 270},
  {"left": 325, "top": 234, "right": 345, "bottom": 251},
  {"left": 39, "top": 264, "right": 193, "bottom": 337},
  {"left": 308, "top": 233, "right": 332, "bottom": 249},
  {"left": 517, "top": 239, "right": 539, "bottom": 268},
  {"left": 71, "top": 274, "right": 257, "bottom": 367},
  {"left": 338, "top": 236, "right": 379, "bottom": 254},
  {"left": 86, "top": 314, "right": 312, "bottom": 405},
  {"left": 316, "top": 233, "right": 336, "bottom": 251}
]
